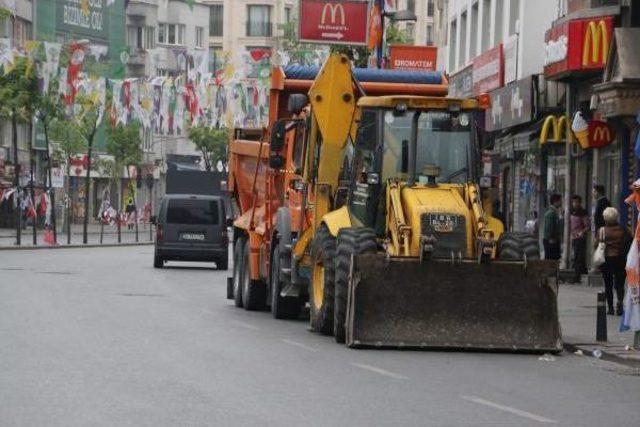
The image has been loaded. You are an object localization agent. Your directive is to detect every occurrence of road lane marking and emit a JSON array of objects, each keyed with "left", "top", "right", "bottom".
[
  {"left": 282, "top": 339, "right": 318, "bottom": 352},
  {"left": 461, "top": 395, "right": 557, "bottom": 424},
  {"left": 232, "top": 320, "right": 260, "bottom": 331},
  {"left": 351, "top": 362, "right": 408, "bottom": 380}
]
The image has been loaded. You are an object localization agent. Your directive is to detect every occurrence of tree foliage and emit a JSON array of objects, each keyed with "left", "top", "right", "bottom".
[
  {"left": 386, "top": 23, "right": 411, "bottom": 45},
  {"left": 106, "top": 122, "right": 143, "bottom": 171},
  {"left": 0, "top": 56, "right": 39, "bottom": 122},
  {"left": 188, "top": 125, "right": 228, "bottom": 171}
]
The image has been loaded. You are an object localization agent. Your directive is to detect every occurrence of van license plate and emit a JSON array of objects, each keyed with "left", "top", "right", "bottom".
[{"left": 181, "top": 233, "right": 205, "bottom": 241}]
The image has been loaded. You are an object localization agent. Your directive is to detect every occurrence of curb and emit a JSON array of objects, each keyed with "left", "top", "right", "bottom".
[
  {"left": 563, "top": 342, "right": 640, "bottom": 369},
  {"left": 0, "top": 242, "right": 154, "bottom": 251}
]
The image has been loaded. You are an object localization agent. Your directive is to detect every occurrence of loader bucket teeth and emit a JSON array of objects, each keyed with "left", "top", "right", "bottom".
[{"left": 345, "top": 254, "right": 562, "bottom": 352}]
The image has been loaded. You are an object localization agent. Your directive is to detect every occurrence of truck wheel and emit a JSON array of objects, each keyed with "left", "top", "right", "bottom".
[
  {"left": 497, "top": 232, "right": 540, "bottom": 260},
  {"left": 334, "top": 227, "right": 377, "bottom": 344},
  {"left": 270, "top": 245, "right": 301, "bottom": 319},
  {"left": 310, "top": 224, "right": 336, "bottom": 335},
  {"left": 233, "top": 237, "right": 245, "bottom": 307},
  {"left": 242, "top": 239, "right": 266, "bottom": 310}
]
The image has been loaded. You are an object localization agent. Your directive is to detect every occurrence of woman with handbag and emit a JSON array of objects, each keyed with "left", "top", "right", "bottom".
[{"left": 594, "top": 207, "right": 631, "bottom": 315}]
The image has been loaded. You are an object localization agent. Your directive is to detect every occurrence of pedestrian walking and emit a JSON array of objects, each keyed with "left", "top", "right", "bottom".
[
  {"left": 592, "top": 184, "right": 611, "bottom": 237},
  {"left": 125, "top": 198, "right": 137, "bottom": 230},
  {"left": 543, "top": 194, "right": 563, "bottom": 260},
  {"left": 595, "top": 207, "right": 631, "bottom": 315},
  {"left": 622, "top": 181, "right": 640, "bottom": 332},
  {"left": 570, "top": 195, "right": 590, "bottom": 282}
]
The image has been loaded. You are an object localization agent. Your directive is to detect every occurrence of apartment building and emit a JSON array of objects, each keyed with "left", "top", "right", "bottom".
[
  {"left": 202, "top": 0, "right": 296, "bottom": 73},
  {"left": 395, "top": 0, "right": 445, "bottom": 47}
]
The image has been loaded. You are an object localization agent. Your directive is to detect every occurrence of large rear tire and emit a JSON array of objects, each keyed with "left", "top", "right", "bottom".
[
  {"left": 153, "top": 253, "right": 163, "bottom": 269},
  {"left": 242, "top": 239, "right": 266, "bottom": 310},
  {"left": 271, "top": 245, "right": 302, "bottom": 319},
  {"left": 310, "top": 224, "right": 336, "bottom": 335},
  {"left": 497, "top": 232, "right": 540, "bottom": 260},
  {"left": 334, "top": 227, "right": 377, "bottom": 344},
  {"left": 233, "top": 237, "right": 245, "bottom": 307}
]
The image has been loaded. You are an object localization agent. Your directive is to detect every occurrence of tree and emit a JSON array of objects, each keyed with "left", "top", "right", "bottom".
[
  {"left": 0, "top": 56, "right": 40, "bottom": 245},
  {"left": 72, "top": 94, "right": 104, "bottom": 244},
  {"left": 386, "top": 23, "right": 411, "bottom": 45},
  {"left": 49, "top": 118, "right": 87, "bottom": 244},
  {"left": 188, "top": 125, "right": 228, "bottom": 171},
  {"left": 106, "top": 122, "right": 142, "bottom": 242}
]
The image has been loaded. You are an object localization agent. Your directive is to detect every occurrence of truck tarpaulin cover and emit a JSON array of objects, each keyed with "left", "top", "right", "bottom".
[{"left": 283, "top": 65, "right": 444, "bottom": 85}]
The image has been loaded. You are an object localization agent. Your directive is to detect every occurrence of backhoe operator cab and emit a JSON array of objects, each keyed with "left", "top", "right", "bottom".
[{"left": 341, "top": 96, "right": 490, "bottom": 260}]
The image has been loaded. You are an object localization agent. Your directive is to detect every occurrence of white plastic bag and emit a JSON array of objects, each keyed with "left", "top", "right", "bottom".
[{"left": 592, "top": 228, "right": 606, "bottom": 268}]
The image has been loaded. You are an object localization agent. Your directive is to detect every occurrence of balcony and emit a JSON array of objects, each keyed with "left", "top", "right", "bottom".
[{"left": 127, "top": 0, "right": 159, "bottom": 20}]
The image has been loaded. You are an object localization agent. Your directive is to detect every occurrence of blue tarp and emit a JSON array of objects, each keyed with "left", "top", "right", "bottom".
[{"left": 283, "top": 65, "right": 443, "bottom": 85}]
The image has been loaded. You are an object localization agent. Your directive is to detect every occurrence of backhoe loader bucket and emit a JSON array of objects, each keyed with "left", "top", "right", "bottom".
[{"left": 345, "top": 254, "right": 561, "bottom": 352}]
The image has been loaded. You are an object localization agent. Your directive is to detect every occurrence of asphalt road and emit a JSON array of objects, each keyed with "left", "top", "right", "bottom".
[{"left": 1, "top": 246, "right": 638, "bottom": 427}]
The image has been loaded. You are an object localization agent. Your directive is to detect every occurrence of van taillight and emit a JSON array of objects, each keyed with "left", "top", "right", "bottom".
[{"left": 156, "top": 225, "right": 163, "bottom": 242}]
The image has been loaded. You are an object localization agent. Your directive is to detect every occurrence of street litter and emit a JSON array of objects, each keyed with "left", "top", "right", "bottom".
[
  {"left": 538, "top": 353, "right": 556, "bottom": 362},
  {"left": 574, "top": 349, "right": 584, "bottom": 356}
]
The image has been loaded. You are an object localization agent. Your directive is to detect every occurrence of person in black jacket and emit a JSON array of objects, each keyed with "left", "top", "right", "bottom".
[{"left": 592, "top": 184, "right": 611, "bottom": 237}]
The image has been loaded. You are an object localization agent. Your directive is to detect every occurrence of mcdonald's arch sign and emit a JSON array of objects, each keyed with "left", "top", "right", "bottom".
[
  {"left": 588, "top": 120, "right": 615, "bottom": 148},
  {"left": 299, "top": 0, "right": 370, "bottom": 45},
  {"left": 544, "top": 15, "right": 614, "bottom": 79}
]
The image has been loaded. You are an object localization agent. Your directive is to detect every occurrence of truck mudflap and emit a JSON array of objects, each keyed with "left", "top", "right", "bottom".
[{"left": 345, "top": 254, "right": 562, "bottom": 352}]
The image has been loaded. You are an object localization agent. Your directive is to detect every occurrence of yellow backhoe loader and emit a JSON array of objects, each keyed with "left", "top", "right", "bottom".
[{"left": 290, "top": 54, "right": 561, "bottom": 352}]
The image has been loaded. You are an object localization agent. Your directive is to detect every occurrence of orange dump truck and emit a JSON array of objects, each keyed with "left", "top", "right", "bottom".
[{"left": 227, "top": 62, "right": 449, "bottom": 319}]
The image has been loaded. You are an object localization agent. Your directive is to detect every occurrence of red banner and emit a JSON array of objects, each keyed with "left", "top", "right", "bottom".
[
  {"left": 299, "top": 0, "right": 370, "bottom": 46},
  {"left": 544, "top": 15, "right": 614, "bottom": 79},
  {"left": 472, "top": 44, "right": 504, "bottom": 96},
  {"left": 389, "top": 45, "right": 438, "bottom": 71}
]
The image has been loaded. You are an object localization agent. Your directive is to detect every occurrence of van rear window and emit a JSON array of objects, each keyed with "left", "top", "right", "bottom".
[{"left": 166, "top": 199, "right": 219, "bottom": 225}]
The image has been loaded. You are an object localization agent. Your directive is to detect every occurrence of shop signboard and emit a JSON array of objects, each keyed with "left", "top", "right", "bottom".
[
  {"left": 543, "top": 15, "right": 615, "bottom": 79},
  {"left": 56, "top": 0, "right": 110, "bottom": 42},
  {"left": 449, "top": 63, "right": 473, "bottom": 99},
  {"left": 485, "top": 76, "right": 533, "bottom": 132},
  {"left": 389, "top": 45, "right": 438, "bottom": 71},
  {"left": 51, "top": 167, "right": 65, "bottom": 188},
  {"left": 299, "top": 0, "right": 370, "bottom": 45},
  {"left": 472, "top": 44, "right": 504, "bottom": 96}
]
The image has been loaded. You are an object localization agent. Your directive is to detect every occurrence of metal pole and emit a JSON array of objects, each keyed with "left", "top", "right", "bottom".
[
  {"left": 596, "top": 291, "right": 608, "bottom": 342},
  {"left": 377, "top": 0, "right": 384, "bottom": 69},
  {"left": 563, "top": 84, "right": 573, "bottom": 269}
]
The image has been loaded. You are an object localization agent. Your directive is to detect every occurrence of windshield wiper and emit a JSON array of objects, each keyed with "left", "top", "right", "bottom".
[{"left": 444, "top": 167, "right": 468, "bottom": 182}]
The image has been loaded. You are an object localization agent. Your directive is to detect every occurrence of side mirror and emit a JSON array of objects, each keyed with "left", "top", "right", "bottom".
[
  {"left": 366, "top": 173, "right": 380, "bottom": 185},
  {"left": 269, "top": 154, "right": 285, "bottom": 169},
  {"left": 271, "top": 121, "right": 286, "bottom": 151}
]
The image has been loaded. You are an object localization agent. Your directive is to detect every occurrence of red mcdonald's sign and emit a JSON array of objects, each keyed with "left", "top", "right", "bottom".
[{"left": 299, "top": 0, "right": 370, "bottom": 46}]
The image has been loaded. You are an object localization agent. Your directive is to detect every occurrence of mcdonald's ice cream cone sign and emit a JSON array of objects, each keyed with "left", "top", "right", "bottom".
[
  {"left": 544, "top": 15, "right": 614, "bottom": 79},
  {"left": 299, "top": 0, "right": 370, "bottom": 45}
]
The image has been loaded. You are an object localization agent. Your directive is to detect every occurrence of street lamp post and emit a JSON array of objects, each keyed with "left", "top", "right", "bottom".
[{"left": 376, "top": 1, "right": 417, "bottom": 69}]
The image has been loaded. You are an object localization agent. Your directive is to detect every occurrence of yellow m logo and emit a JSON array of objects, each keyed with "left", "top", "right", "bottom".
[
  {"left": 593, "top": 126, "right": 611, "bottom": 142},
  {"left": 321, "top": 3, "right": 346, "bottom": 26},
  {"left": 582, "top": 20, "right": 609, "bottom": 66},
  {"left": 540, "top": 115, "right": 574, "bottom": 144}
]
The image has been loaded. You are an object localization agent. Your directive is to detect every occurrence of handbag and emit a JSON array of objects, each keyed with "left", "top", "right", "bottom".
[{"left": 592, "top": 228, "right": 606, "bottom": 268}]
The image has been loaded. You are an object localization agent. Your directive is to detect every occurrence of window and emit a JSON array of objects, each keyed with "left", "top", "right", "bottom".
[
  {"left": 427, "top": 0, "right": 435, "bottom": 17},
  {"left": 285, "top": 6, "right": 292, "bottom": 23},
  {"left": 196, "top": 26, "right": 205, "bottom": 48},
  {"left": 209, "top": 4, "right": 223, "bottom": 37},
  {"left": 209, "top": 46, "right": 223, "bottom": 73},
  {"left": 128, "top": 26, "right": 155, "bottom": 50},
  {"left": 12, "top": 18, "right": 31, "bottom": 49},
  {"left": 167, "top": 199, "right": 219, "bottom": 225},
  {"left": 247, "top": 5, "right": 272, "bottom": 37},
  {"left": 407, "top": 0, "right": 416, "bottom": 13},
  {"left": 406, "top": 22, "right": 415, "bottom": 43},
  {"left": 426, "top": 24, "right": 434, "bottom": 46},
  {"left": 509, "top": 0, "right": 520, "bottom": 35},
  {"left": 0, "top": 15, "right": 9, "bottom": 38},
  {"left": 158, "top": 23, "right": 185, "bottom": 45}
]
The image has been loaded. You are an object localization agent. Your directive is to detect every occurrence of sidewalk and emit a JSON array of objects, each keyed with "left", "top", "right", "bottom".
[
  {"left": 0, "top": 223, "right": 155, "bottom": 247},
  {"left": 559, "top": 283, "right": 640, "bottom": 367}
]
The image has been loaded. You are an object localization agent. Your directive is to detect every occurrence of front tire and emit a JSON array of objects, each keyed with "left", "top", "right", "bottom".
[
  {"left": 334, "top": 228, "right": 377, "bottom": 343},
  {"left": 310, "top": 224, "right": 336, "bottom": 335},
  {"left": 153, "top": 252, "right": 163, "bottom": 268},
  {"left": 216, "top": 254, "right": 229, "bottom": 271},
  {"left": 242, "top": 239, "right": 266, "bottom": 310},
  {"left": 233, "top": 237, "right": 245, "bottom": 307},
  {"left": 497, "top": 232, "right": 540, "bottom": 260}
]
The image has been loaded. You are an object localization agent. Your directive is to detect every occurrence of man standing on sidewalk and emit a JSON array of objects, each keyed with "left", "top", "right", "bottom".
[
  {"left": 544, "top": 194, "right": 563, "bottom": 260},
  {"left": 592, "top": 184, "right": 611, "bottom": 237},
  {"left": 570, "top": 195, "right": 590, "bottom": 282}
]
